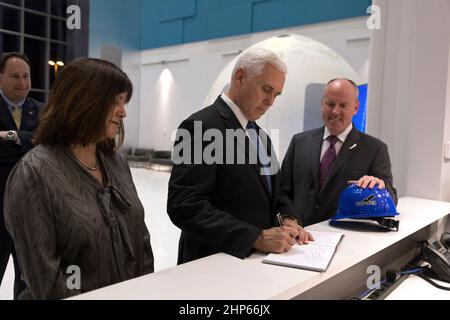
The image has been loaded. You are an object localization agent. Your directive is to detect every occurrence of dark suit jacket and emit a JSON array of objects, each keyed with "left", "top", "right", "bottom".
[
  {"left": 0, "top": 96, "right": 43, "bottom": 164},
  {"left": 278, "top": 126, "right": 397, "bottom": 226},
  {"left": 0, "top": 95, "right": 43, "bottom": 216},
  {"left": 167, "top": 97, "right": 281, "bottom": 264}
]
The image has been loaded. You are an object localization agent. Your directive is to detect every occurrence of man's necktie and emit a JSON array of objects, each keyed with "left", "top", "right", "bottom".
[
  {"left": 319, "top": 135, "right": 338, "bottom": 189},
  {"left": 11, "top": 104, "right": 22, "bottom": 129},
  {"left": 246, "top": 121, "right": 272, "bottom": 194}
]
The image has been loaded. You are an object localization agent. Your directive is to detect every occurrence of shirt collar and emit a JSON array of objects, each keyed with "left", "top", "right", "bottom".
[
  {"left": 0, "top": 89, "right": 25, "bottom": 112},
  {"left": 323, "top": 123, "right": 353, "bottom": 143},
  {"left": 221, "top": 92, "right": 249, "bottom": 129}
]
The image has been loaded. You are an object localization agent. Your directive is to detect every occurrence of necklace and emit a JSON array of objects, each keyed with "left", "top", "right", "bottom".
[{"left": 73, "top": 155, "right": 99, "bottom": 171}]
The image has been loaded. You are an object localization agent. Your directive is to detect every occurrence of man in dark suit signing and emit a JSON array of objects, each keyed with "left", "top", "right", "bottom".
[
  {"left": 168, "top": 48, "right": 312, "bottom": 264},
  {"left": 279, "top": 78, "right": 397, "bottom": 227},
  {"left": 0, "top": 52, "right": 44, "bottom": 299}
]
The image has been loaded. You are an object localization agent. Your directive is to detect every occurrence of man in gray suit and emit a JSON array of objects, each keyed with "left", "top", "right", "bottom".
[{"left": 278, "top": 78, "right": 397, "bottom": 226}]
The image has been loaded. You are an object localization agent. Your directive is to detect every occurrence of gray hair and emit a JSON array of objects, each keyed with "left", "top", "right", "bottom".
[
  {"left": 324, "top": 78, "right": 359, "bottom": 100},
  {"left": 232, "top": 47, "right": 287, "bottom": 79}
]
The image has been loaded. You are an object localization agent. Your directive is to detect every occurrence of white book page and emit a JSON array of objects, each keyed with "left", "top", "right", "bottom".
[
  {"left": 262, "top": 231, "right": 344, "bottom": 271},
  {"left": 263, "top": 244, "right": 335, "bottom": 271},
  {"left": 308, "top": 231, "right": 344, "bottom": 247}
]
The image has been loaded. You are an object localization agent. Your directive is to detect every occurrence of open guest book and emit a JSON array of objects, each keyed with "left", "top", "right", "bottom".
[{"left": 262, "top": 231, "right": 345, "bottom": 272}]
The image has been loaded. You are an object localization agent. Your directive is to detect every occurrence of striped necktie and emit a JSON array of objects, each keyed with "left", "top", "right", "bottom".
[{"left": 11, "top": 104, "right": 22, "bottom": 129}]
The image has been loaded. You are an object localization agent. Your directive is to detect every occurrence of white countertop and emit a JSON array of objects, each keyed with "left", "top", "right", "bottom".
[{"left": 71, "top": 197, "right": 450, "bottom": 300}]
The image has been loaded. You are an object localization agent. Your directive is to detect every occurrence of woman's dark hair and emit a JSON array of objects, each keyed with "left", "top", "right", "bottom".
[{"left": 35, "top": 57, "right": 132, "bottom": 152}]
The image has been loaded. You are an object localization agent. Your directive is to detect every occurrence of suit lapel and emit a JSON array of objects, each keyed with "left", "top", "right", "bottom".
[
  {"left": 321, "top": 127, "right": 361, "bottom": 190},
  {"left": 0, "top": 96, "right": 16, "bottom": 130},
  {"left": 20, "top": 98, "right": 38, "bottom": 130},
  {"left": 310, "top": 127, "right": 324, "bottom": 193},
  {"left": 214, "top": 97, "right": 248, "bottom": 157},
  {"left": 214, "top": 97, "right": 273, "bottom": 198}
]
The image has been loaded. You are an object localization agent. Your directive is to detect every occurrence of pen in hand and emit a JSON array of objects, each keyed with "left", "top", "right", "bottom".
[
  {"left": 277, "top": 212, "right": 298, "bottom": 242},
  {"left": 277, "top": 212, "right": 299, "bottom": 240},
  {"left": 277, "top": 212, "right": 284, "bottom": 227},
  {"left": 277, "top": 212, "right": 311, "bottom": 244}
]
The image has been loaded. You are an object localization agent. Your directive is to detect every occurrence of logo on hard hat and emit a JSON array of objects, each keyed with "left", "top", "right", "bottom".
[{"left": 356, "top": 195, "right": 376, "bottom": 207}]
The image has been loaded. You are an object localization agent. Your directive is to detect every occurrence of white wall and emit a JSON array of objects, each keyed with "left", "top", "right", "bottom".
[
  {"left": 121, "top": 49, "right": 141, "bottom": 149},
  {"left": 134, "top": 17, "right": 370, "bottom": 152},
  {"left": 368, "top": 0, "right": 450, "bottom": 201},
  {"left": 88, "top": 43, "right": 141, "bottom": 150}
]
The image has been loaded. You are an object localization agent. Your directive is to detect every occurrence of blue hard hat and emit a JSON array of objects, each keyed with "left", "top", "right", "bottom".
[{"left": 331, "top": 184, "right": 399, "bottom": 231}]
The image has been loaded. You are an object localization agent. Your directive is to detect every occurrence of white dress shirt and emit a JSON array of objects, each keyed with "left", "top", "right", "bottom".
[{"left": 221, "top": 93, "right": 249, "bottom": 130}]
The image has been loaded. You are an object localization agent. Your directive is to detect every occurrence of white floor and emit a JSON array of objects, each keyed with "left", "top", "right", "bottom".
[{"left": 0, "top": 168, "right": 180, "bottom": 300}]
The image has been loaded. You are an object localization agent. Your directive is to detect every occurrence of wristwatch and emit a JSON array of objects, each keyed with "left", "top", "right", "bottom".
[{"left": 6, "top": 130, "right": 16, "bottom": 141}]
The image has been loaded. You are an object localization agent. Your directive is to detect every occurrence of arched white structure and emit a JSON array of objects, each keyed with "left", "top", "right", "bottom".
[{"left": 205, "top": 34, "right": 360, "bottom": 159}]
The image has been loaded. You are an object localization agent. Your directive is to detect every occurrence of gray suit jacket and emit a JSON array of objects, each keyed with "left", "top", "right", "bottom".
[{"left": 278, "top": 126, "right": 397, "bottom": 226}]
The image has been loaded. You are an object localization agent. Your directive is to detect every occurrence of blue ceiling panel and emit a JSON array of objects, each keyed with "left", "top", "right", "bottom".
[
  {"left": 159, "top": 0, "right": 196, "bottom": 22},
  {"left": 252, "top": 0, "right": 286, "bottom": 33},
  {"left": 207, "top": 3, "right": 252, "bottom": 39}
]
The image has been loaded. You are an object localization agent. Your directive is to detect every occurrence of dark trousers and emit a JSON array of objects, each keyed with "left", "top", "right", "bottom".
[
  {"left": 0, "top": 222, "right": 26, "bottom": 299},
  {"left": 0, "top": 165, "right": 26, "bottom": 300}
]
